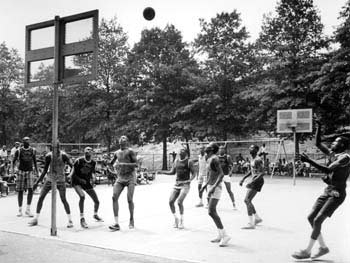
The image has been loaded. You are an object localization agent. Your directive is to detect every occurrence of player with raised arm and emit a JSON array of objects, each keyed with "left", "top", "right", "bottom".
[
  {"left": 292, "top": 122, "right": 350, "bottom": 260},
  {"left": 162, "top": 148, "right": 196, "bottom": 229}
]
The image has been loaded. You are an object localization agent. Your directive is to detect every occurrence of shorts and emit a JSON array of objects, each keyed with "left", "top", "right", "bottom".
[
  {"left": 41, "top": 180, "right": 66, "bottom": 192},
  {"left": 117, "top": 173, "right": 137, "bottom": 186},
  {"left": 72, "top": 179, "right": 93, "bottom": 191},
  {"left": 246, "top": 177, "right": 264, "bottom": 192},
  {"left": 223, "top": 174, "right": 231, "bottom": 183},
  {"left": 198, "top": 173, "right": 207, "bottom": 184},
  {"left": 312, "top": 192, "right": 346, "bottom": 218},
  {"left": 172, "top": 182, "right": 190, "bottom": 196},
  {"left": 16, "top": 170, "right": 35, "bottom": 191},
  {"left": 208, "top": 184, "right": 222, "bottom": 200}
]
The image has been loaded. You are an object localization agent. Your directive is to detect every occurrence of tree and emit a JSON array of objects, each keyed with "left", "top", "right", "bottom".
[
  {"left": 0, "top": 42, "right": 24, "bottom": 145},
  {"left": 191, "top": 11, "right": 257, "bottom": 140},
  {"left": 127, "top": 25, "right": 200, "bottom": 169},
  {"left": 251, "top": 0, "right": 328, "bottom": 134},
  {"left": 311, "top": 1, "right": 350, "bottom": 133}
]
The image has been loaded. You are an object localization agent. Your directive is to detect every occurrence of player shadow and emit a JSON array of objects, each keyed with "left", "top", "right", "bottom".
[
  {"left": 255, "top": 225, "right": 293, "bottom": 234},
  {"left": 293, "top": 259, "right": 335, "bottom": 263}
]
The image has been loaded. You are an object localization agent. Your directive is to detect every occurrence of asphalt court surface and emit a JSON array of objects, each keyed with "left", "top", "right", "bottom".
[{"left": 0, "top": 175, "right": 349, "bottom": 263}]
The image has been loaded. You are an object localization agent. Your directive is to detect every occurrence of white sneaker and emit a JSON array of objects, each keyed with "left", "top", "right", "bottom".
[
  {"left": 25, "top": 210, "right": 34, "bottom": 217},
  {"left": 67, "top": 220, "right": 73, "bottom": 228},
  {"left": 219, "top": 235, "right": 231, "bottom": 247},
  {"left": 178, "top": 219, "right": 184, "bottom": 229},
  {"left": 17, "top": 211, "right": 23, "bottom": 217},
  {"left": 210, "top": 236, "right": 221, "bottom": 243},
  {"left": 241, "top": 223, "right": 255, "bottom": 229},
  {"left": 173, "top": 218, "right": 179, "bottom": 228},
  {"left": 195, "top": 201, "right": 204, "bottom": 207}
]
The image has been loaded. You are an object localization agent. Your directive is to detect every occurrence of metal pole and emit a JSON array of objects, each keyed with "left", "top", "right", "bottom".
[
  {"left": 293, "top": 128, "right": 296, "bottom": 186},
  {"left": 51, "top": 15, "right": 61, "bottom": 236}
]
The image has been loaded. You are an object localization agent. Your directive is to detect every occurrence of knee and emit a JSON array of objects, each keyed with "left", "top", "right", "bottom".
[
  {"left": 307, "top": 214, "right": 314, "bottom": 224},
  {"left": 127, "top": 198, "right": 133, "bottom": 204},
  {"left": 313, "top": 215, "right": 325, "bottom": 227},
  {"left": 177, "top": 200, "right": 183, "bottom": 206},
  {"left": 208, "top": 209, "right": 215, "bottom": 218},
  {"left": 79, "top": 195, "right": 85, "bottom": 201},
  {"left": 244, "top": 198, "right": 250, "bottom": 205}
]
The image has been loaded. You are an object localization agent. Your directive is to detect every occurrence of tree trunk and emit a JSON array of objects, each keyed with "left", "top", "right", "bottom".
[
  {"left": 184, "top": 135, "right": 190, "bottom": 157},
  {"left": 162, "top": 133, "right": 168, "bottom": 170}
]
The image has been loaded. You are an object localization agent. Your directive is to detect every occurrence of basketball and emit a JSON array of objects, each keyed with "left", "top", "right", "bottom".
[{"left": 143, "top": 7, "right": 155, "bottom": 21}]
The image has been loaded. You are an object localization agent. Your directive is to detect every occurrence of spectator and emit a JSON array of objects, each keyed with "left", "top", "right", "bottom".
[{"left": 0, "top": 145, "right": 7, "bottom": 160}]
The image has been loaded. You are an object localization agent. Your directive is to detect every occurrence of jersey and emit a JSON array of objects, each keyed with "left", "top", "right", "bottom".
[
  {"left": 218, "top": 154, "right": 233, "bottom": 175},
  {"left": 73, "top": 157, "right": 96, "bottom": 182},
  {"left": 16, "top": 147, "right": 36, "bottom": 171},
  {"left": 45, "top": 152, "right": 70, "bottom": 182},
  {"left": 113, "top": 148, "right": 137, "bottom": 181},
  {"left": 325, "top": 153, "right": 350, "bottom": 194},
  {"left": 174, "top": 158, "right": 191, "bottom": 182},
  {"left": 206, "top": 155, "right": 223, "bottom": 185}
]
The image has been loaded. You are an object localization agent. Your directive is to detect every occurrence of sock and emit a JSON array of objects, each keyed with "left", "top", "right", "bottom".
[
  {"left": 306, "top": 238, "right": 316, "bottom": 252},
  {"left": 173, "top": 213, "right": 178, "bottom": 220},
  {"left": 114, "top": 216, "right": 119, "bottom": 224},
  {"left": 248, "top": 215, "right": 254, "bottom": 225},
  {"left": 35, "top": 213, "right": 40, "bottom": 220},
  {"left": 67, "top": 214, "right": 72, "bottom": 221},
  {"left": 254, "top": 213, "right": 261, "bottom": 220},
  {"left": 318, "top": 234, "right": 327, "bottom": 248},
  {"left": 19, "top": 207, "right": 22, "bottom": 212},
  {"left": 94, "top": 212, "right": 98, "bottom": 216},
  {"left": 219, "top": 228, "right": 227, "bottom": 237},
  {"left": 26, "top": 205, "right": 31, "bottom": 211},
  {"left": 80, "top": 213, "right": 84, "bottom": 219},
  {"left": 180, "top": 214, "right": 184, "bottom": 221}
]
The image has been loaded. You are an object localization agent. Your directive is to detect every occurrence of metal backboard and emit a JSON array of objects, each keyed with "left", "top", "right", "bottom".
[
  {"left": 277, "top": 109, "right": 313, "bottom": 133},
  {"left": 25, "top": 10, "right": 98, "bottom": 87}
]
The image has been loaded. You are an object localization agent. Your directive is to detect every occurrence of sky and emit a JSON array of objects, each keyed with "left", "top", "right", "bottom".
[{"left": 0, "top": 0, "right": 347, "bottom": 57}]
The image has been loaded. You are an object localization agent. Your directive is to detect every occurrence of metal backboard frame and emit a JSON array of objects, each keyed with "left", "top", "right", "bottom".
[
  {"left": 25, "top": 9, "right": 98, "bottom": 87},
  {"left": 277, "top": 108, "right": 313, "bottom": 133}
]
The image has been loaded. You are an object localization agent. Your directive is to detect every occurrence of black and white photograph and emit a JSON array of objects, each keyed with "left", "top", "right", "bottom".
[{"left": 0, "top": 0, "right": 349, "bottom": 262}]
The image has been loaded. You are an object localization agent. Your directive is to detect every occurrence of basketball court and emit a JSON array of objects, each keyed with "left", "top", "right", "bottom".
[{"left": 0, "top": 175, "right": 349, "bottom": 263}]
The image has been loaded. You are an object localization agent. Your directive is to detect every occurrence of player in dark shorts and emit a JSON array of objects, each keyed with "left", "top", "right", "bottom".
[
  {"left": 292, "top": 123, "right": 350, "bottom": 260},
  {"left": 69, "top": 147, "right": 103, "bottom": 229},
  {"left": 218, "top": 146, "right": 236, "bottom": 209},
  {"left": 200, "top": 143, "right": 231, "bottom": 247},
  {"left": 12, "top": 137, "right": 39, "bottom": 217},
  {"left": 109, "top": 136, "right": 138, "bottom": 231},
  {"left": 162, "top": 148, "right": 196, "bottom": 229},
  {"left": 239, "top": 145, "right": 264, "bottom": 229},
  {"left": 28, "top": 143, "right": 73, "bottom": 228}
]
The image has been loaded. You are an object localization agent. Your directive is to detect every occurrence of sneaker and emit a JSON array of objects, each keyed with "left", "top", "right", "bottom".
[
  {"left": 129, "top": 219, "right": 134, "bottom": 229},
  {"left": 291, "top": 249, "right": 311, "bottom": 260},
  {"left": 219, "top": 235, "right": 231, "bottom": 247},
  {"left": 109, "top": 223, "right": 120, "bottom": 231},
  {"left": 28, "top": 218, "right": 38, "bottom": 226},
  {"left": 93, "top": 214, "right": 104, "bottom": 222},
  {"left": 210, "top": 236, "right": 221, "bottom": 243},
  {"left": 17, "top": 211, "right": 23, "bottom": 217},
  {"left": 311, "top": 247, "right": 329, "bottom": 259},
  {"left": 25, "top": 210, "right": 34, "bottom": 217},
  {"left": 67, "top": 220, "right": 73, "bottom": 228},
  {"left": 178, "top": 219, "right": 184, "bottom": 229},
  {"left": 173, "top": 218, "right": 179, "bottom": 228},
  {"left": 254, "top": 218, "right": 263, "bottom": 225},
  {"left": 80, "top": 218, "right": 88, "bottom": 229},
  {"left": 241, "top": 223, "right": 255, "bottom": 229},
  {"left": 195, "top": 201, "right": 204, "bottom": 207}
]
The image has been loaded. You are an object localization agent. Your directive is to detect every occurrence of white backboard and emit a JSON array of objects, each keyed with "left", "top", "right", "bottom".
[{"left": 277, "top": 109, "right": 313, "bottom": 133}]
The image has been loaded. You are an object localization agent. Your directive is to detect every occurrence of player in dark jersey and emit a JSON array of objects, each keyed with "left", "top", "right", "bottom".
[
  {"left": 69, "top": 147, "right": 103, "bottom": 229},
  {"left": 218, "top": 146, "right": 236, "bottom": 209},
  {"left": 292, "top": 123, "right": 350, "bottom": 260},
  {"left": 200, "top": 142, "right": 230, "bottom": 247},
  {"left": 161, "top": 148, "right": 196, "bottom": 229},
  {"left": 239, "top": 145, "right": 264, "bottom": 229},
  {"left": 109, "top": 136, "right": 138, "bottom": 231},
  {"left": 28, "top": 142, "right": 73, "bottom": 228},
  {"left": 12, "top": 137, "right": 39, "bottom": 217}
]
